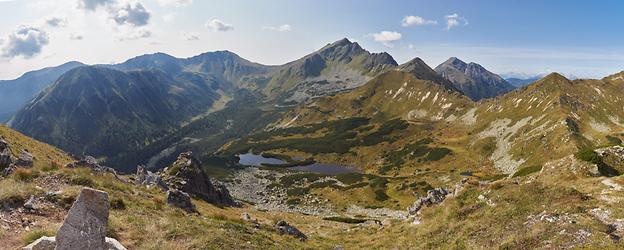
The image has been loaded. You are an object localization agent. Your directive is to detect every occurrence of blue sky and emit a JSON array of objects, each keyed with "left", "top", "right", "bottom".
[{"left": 1, "top": 0, "right": 624, "bottom": 79}]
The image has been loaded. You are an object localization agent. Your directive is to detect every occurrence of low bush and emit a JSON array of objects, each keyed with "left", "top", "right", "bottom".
[
  {"left": 512, "top": 165, "right": 542, "bottom": 177},
  {"left": 323, "top": 216, "right": 367, "bottom": 224}
]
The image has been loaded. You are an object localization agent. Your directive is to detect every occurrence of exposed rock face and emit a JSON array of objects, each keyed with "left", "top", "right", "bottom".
[
  {"left": 0, "top": 137, "right": 12, "bottom": 170},
  {"left": 162, "top": 152, "right": 236, "bottom": 207},
  {"left": 55, "top": 188, "right": 110, "bottom": 250},
  {"left": 275, "top": 220, "right": 307, "bottom": 241},
  {"left": 596, "top": 146, "right": 624, "bottom": 174},
  {"left": 166, "top": 189, "right": 197, "bottom": 213},
  {"left": 14, "top": 150, "right": 34, "bottom": 168},
  {"left": 408, "top": 188, "right": 450, "bottom": 215},
  {"left": 136, "top": 165, "right": 167, "bottom": 190}
]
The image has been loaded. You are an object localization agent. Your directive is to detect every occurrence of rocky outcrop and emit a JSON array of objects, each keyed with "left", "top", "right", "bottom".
[
  {"left": 408, "top": 188, "right": 450, "bottom": 215},
  {"left": 596, "top": 146, "right": 624, "bottom": 174},
  {"left": 14, "top": 150, "right": 34, "bottom": 168},
  {"left": 24, "top": 188, "right": 126, "bottom": 250},
  {"left": 162, "top": 152, "right": 237, "bottom": 207},
  {"left": 275, "top": 220, "right": 307, "bottom": 241},
  {"left": 0, "top": 137, "right": 13, "bottom": 170},
  {"left": 166, "top": 189, "right": 197, "bottom": 213},
  {"left": 136, "top": 165, "right": 167, "bottom": 190},
  {"left": 66, "top": 156, "right": 125, "bottom": 182}
]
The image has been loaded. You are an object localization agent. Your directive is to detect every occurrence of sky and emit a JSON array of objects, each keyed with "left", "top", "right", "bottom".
[{"left": 1, "top": 0, "right": 624, "bottom": 80}]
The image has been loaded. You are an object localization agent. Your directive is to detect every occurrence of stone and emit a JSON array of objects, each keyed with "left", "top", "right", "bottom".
[
  {"left": 22, "top": 236, "right": 56, "bottom": 250},
  {"left": 408, "top": 187, "right": 450, "bottom": 215},
  {"left": 135, "top": 165, "right": 167, "bottom": 190},
  {"left": 24, "top": 195, "right": 36, "bottom": 210},
  {"left": 241, "top": 212, "right": 253, "bottom": 221},
  {"left": 14, "top": 150, "right": 34, "bottom": 168},
  {"left": 275, "top": 220, "right": 307, "bottom": 241},
  {"left": 55, "top": 188, "right": 110, "bottom": 250},
  {"left": 22, "top": 236, "right": 126, "bottom": 250},
  {"left": 105, "top": 237, "right": 128, "bottom": 250},
  {"left": 162, "top": 152, "right": 237, "bottom": 206},
  {"left": 166, "top": 189, "right": 197, "bottom": 213},
  {"left": 0, "top": 137, "right": 12, "bottom": 170}
]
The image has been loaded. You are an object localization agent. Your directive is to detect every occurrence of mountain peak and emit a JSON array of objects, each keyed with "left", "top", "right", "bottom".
[
  {"left": 331, "top": 38, "right": 353, "bottom": 47},
  {"left": 542, "top": 72, "right": 569, "bottom": 82},
  {"left": 442, "top": 57, "right": 468, "bottom": 71}
]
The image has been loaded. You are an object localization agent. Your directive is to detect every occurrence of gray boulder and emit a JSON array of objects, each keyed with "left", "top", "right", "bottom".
[
  {"left": 408, "top": 188, "right": 450, "bottom": 215},
  {"left": 22, "top": 236, "right": 56, "bottom": 250},
  {"left": 55, "top": 188, "right": 110, "bottom": 250},
  {"left": 15, "top": 150, "right": 34, "bottom": 168},
  {"left": 0, "top": 137, "right": 14, "bottom": 173},
  {"left": 166, "top": 189, "right": 197, "bottom": 213},
  {"left": 22, "top": 236, "right": 126, "bottom": 250},
  {"left": 275, "top": 220, "right": 307, "bottom": 241}
]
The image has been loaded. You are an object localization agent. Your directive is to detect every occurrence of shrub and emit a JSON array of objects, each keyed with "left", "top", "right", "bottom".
[
  {"left": 323, "top": 216, "right": 367, "bottom": 224},
  {"left": 11, "top": 168, "right": 39, "bottom": 182},
  {"left": 70, "top": 176, "right": 95, "bottom": 187},
  {"left": 110, "top": 197, "right": 126, "bottom": 210},
  {"left": 512, "top": 165, "right": 543, "bottom": 177}
]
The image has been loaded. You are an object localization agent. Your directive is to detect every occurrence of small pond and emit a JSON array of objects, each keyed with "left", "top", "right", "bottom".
[{"left": 237, "top": 152, "right": 360, "bottom": 175}]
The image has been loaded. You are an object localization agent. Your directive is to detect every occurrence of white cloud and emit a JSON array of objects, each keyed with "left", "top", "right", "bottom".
[
  {"left": 205, "top": 19, "right": 233, "bottom": 32},
  {"left": 157, "top": 0, "right": 192, "bottom": 7},
  {"left": 69, "top": 33, "right": 84, "bottom": 40},
  {"left": 111, "top": 2, "right": 150, "bottom": 27},
  {"left": 77, "top": 0, "right": 114, "bottom": 11},
  {"left": 44, "top": 16, "right": 68, "bottom": 27},
  {"left": 371, "top": 31, "right": 402, "bottom": 47},
  {"left": 0, "top": 25, "right": 50, "bottom": 59},
  {"left": 401, "top": 15, "right": 437, "bottom": 27},
  {"left": 116, "top": 27, "right": 151, "bottom": 40},
  {"left": 162, "top": 12, "right": 176, "bottom": 23},
  {"left": 444, "top": 13, "right": 468, "bottom": 30},
  {"left": 262, "top": 24, "right": 291, "bottom": 32},
  {"left": 184, "top": 32, "right": 199, "bottom": 40}
]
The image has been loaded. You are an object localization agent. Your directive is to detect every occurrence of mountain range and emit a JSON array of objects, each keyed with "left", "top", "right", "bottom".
[
  {"left": 3, "top": 38, "right": 624, "bottom": 249},
  {"left": 0, "top": 61, "right": 84, "bottom": 122}
]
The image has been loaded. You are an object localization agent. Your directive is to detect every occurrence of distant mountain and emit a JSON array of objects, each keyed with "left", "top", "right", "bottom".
[
  {"left": 10, "top": 66, "right": 221, "bottom": 159},
  {"left": 397, "top": 57, "right": 461, "bottom": 93},
  {"left": 505, "top": 76, "right": 542, "bottom": 87},
  {"left": 111, "top": 51, "right": 274, "bottom": 88},
  {"left": 0, "top": 61, "right": 84, "bottom": 122},
  {"left": 262, "top": 38, "right": 398, "bottom": 104},
  {"left": 434, "top": 57, "right": 515, "bottom": 101}
]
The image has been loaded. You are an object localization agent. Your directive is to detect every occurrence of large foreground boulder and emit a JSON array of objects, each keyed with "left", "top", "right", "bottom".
[
  {"left": 162, "top": 152, "right": 236, "bottom": 207},
  {"left": 24, "top": 188, "right": 126, "bottom": 250},
  {"left": 56, "top": 188, "right": 110, "bottom": 249}
]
